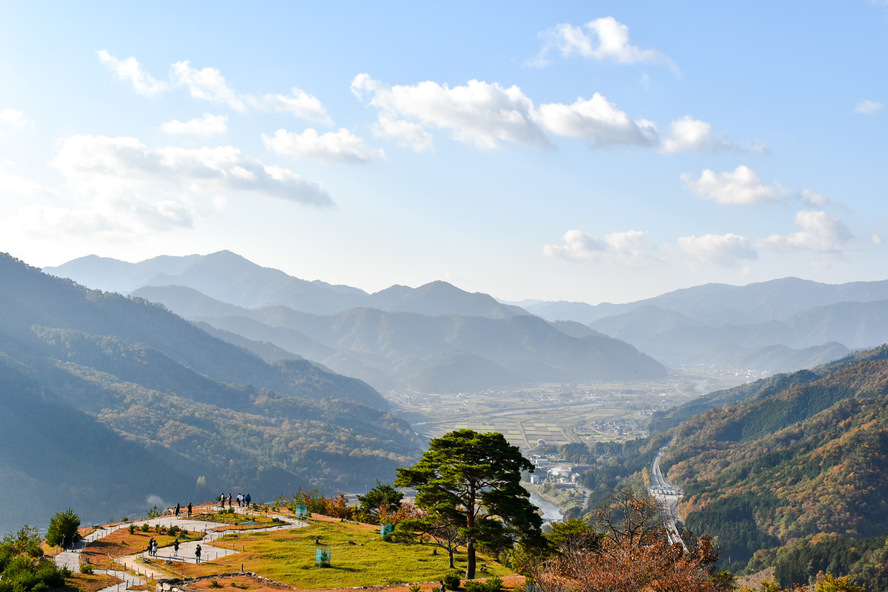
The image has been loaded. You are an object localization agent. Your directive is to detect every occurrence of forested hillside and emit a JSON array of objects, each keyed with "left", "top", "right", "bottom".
[
  {"left": 557, "top": 345, "right": 888, "bottom": 589},
  {"left": 0, "top": 254, "right": 421, "bottom": 534}
]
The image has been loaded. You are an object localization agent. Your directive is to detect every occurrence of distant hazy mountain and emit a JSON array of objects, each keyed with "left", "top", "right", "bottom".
[
  {"left": 47, "top": 252, "right": 666, "bottom": 392},
  {"left": 0, "top": 253, "right": 420, "bottom": 534},
  {"left": 131, "top": 285, "right": 667, "bottom": 392},
  {"left": 46, "top": 251, "right": 527, "bottom": 318},
  {"left": 521, "top": 278, "right": 888, "bottom": 374}
]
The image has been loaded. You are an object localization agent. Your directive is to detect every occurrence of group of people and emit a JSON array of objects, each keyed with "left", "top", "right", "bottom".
[
  {"left": 220, "top": 492, "right": 251, "bottom": 508},
  {"left": 146, "top": 536, "right": 200, "bottom": 563},
  {"left": 173, "top": 502, "right": 193, "bottom": 518}
]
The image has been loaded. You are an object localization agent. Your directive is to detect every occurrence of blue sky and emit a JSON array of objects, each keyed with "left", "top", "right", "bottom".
[{"left": 1, "top": 2, "right": 886, "bottom": 304}]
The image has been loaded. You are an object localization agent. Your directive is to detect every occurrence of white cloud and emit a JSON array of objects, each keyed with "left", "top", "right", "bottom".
[
  {"left": 169, "top": 60, "right": 245, "bottom": 109},
  {"left": 352, "top": 74, "right": 549, "bottom": 150},
  {"left": 51, "top": 135, "right": 332, "bottom": 207},
  {"left": 248, "top": 88, "right": 332, "bottom": 124},
  {"left": 0, "top": 109, "right": 33, "bottom": 129},
  {"left": 681, "top": 165, "right": 786, "bottom": 205},
  {"left": 758, "top": 210, "right": 854, "bottom": 253},
  {"left": 161, "top": 113, "right": 228, "bottom": 137},
  {"left": 544, "top": 229, "right": 648, "bottom": 263},
  {"left": 98, "top": 51, "right": 330, "bottom": 122},
  {"left": 97, "top": 50, "right": 169, "bottom": 96},
  {"left": 676, "top": 233, "right": 757, "bottom": 266},
  {"left": 539, "top": 94, "right": 657, "bottom": 148},
  {"left": 660, "top": 116, "right": 739, "bottom": 154},
  {"left": 262, "top": 128, "right": 384, "bottom": 164},
  {"left": 373, "top": 114, "right": 435, "bottom": 152},
  {"left": 854, "top": 99, "right": 883, "bottom": 115},
  {"left": 531, "top": 17, "right": 678, "bottom": 73},
  {"left": 800, "top": 188, "right": 830, "bottom": 206}
]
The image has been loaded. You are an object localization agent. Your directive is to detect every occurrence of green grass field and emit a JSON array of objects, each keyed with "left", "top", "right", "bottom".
[{"left": 214, "top": 520, "right": 509, "bottom": 589}]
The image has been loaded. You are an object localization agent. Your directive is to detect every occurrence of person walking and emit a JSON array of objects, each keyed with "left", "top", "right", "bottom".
[
  {"left": 175, "top": 502, "right": 181, "bottom": 517},
  {"left": 173, "top": 539, "right": 180, "bottom": 557},
  {"left": 187, "top": 502, "right": 193, "bottom": 517},
  {"left": 195, "top": 544, "right": 202, "bottom": 564}
]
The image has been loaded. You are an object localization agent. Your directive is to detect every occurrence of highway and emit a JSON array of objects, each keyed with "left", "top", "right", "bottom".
[{"left": 648, "top": 443, "right": 685, "bottom": 547}]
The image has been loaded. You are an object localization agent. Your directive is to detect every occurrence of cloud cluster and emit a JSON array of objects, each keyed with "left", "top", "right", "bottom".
[
  {"left": 99, "top": 51, "right": 332, "bottom": 123},
  {"left": 353, "top": 74, "right": 737, "bottom": 153},
  {"left": 759, "top": 210, "right": 853, "bottom": 253},
  {"left": 16, "top": 135, "right": 332, "bottom": 238},
  {"left": 681, "top": 165, "right": 787, "bottom": 205},
  {"left": 531, "top": 17, "right": 678, "bottom": 73},
  {"left": 52, "top": 134, "right": 331, "bottom": 206},
  {"left": 543, "top": 229, "right": 648, "bottom": 263},
  {"left": 263, "top": 128, "right": 385, "bottom": 164}
]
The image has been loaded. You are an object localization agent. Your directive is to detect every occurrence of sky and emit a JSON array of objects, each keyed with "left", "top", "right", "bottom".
[{"left": 1, "top": 2, "right": 887, "bottom": 305}]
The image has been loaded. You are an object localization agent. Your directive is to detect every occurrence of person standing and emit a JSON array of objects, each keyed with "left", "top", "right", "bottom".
[
  {"left": 175, "top": 502, "right": 181, "bottom": 517},
  {"left": 195, "top": 544, "right": 202, "bottom": 564},
  {"left": 173, "top": 539, "right": 180, "bottom": 557},
  {"left": 187, "top": 502, "right": 193, "bottom": 517}
]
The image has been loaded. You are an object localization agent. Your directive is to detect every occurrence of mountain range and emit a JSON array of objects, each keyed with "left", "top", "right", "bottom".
[
  {"left": 0, "top": 253, "right": 420, "bottom": 534},
  {"left": 46, "top": 252, "right": 888, "bottom": 380},
  {"left": 45, "top": 251, "right": 668, "bottom": 393},
  {"left": 523, "top": 278, "right": 888, "bottom": 374}
]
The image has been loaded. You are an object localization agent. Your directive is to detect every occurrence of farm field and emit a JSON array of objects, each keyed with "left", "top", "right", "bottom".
[{"left": 389, "top": 372, "right": 747, "bottom": 448}]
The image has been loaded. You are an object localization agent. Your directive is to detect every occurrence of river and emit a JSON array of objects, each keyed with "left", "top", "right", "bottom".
[{"left": 529, "top": 492, "right": 564, "bottom": 523}]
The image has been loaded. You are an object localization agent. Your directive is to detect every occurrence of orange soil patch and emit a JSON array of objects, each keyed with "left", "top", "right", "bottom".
[
  {"left": 181, "top": 574, "right": 525, "bottom": 592},
  {"left": 68, "top": 571, "right": 120, "bottom": 592}
]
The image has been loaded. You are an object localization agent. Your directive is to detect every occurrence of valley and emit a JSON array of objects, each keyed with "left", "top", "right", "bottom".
[{"left": 388, "top": 369, "right": 748, "bottom": 447}]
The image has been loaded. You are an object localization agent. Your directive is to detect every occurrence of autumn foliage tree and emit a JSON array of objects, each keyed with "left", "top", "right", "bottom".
[{"left": 533, "top": 488, "right": 730, "bottom": 592}]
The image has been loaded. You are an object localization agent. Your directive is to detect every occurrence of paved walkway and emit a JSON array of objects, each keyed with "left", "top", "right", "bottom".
[{"left": 54, "top": 506, "right": 307, "bottom": 591}]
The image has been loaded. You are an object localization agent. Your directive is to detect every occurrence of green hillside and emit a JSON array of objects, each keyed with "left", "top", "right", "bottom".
[{"left": 0, "top": 254, "right": 421, "bottom": 534}]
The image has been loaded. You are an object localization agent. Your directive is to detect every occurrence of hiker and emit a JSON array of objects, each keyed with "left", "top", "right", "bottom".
[
  {"left": 221, "top": 493, "right": 225, "bottom": 508},
  {"left": 175, "top": 502, "right": 180, "bottom": 517},
  {"left": 440, "top": 581, "right": 445, "bottom": 592},
  {"left": 147, "top": 538, "right": 155, "bottom": 557},
  {"left": 228, "top": 493, "right": 232, "bottom": 507},
  {"left": 173, "top": 539, "right": 180, "bottom": 557},
  {"left": 195, "top": 544, "right": 202, "bottom": 564},
  {"left": 187, "top": 502, "right": 193, "bottom": 517},
  {"left": 245, "top": 493, "right": 251, "bottom": 507}
]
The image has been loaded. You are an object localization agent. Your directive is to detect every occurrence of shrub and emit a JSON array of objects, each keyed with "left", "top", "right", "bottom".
[
  {"left": 209, "top": 580, "right": 222, "bottom": 589},
  {"left": 45, "top": 509, "right": 80, "bottom": 548},
  {"left": 128, "top": 524, "right": 136, "bottom": 535},
  {"left": 443, "top": 572, "right": 461, "bottom": 590},
  {"left": 408, "top": 586, "right": 422, "bottom": 592},
  {"left": 80, "top": 563, "right": 94, "bottom": 575},
  {"left": 464, "top": 577, "right": 502, "bottom": 592},
  {"left": 141, "top": 523, "right": 150, "bottom": 533}
]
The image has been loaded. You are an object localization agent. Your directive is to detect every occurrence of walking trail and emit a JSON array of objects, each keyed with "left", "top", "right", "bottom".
[{"left": 54, "top": 505, "right": 307, "bottom": 592}]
